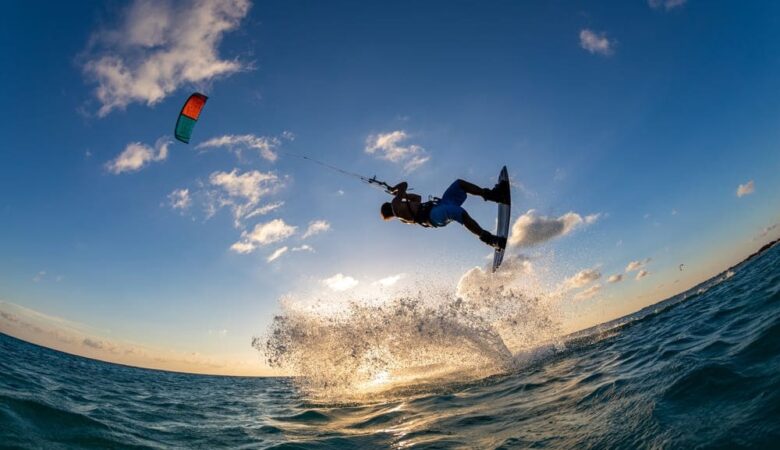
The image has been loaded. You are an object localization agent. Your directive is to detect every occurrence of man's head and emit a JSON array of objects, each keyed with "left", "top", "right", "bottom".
[{"left": 380, "top": 202, "right": 394, "bottom": 220}]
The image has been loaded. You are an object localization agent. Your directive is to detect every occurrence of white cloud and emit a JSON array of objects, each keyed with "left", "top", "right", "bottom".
[
  {"left": 636, "top": 270, "right": 650, "bottom": 280},
  {"left": 365, "top": 130, "right": 430, "bottom": 172},
  {"left": 83, "top": 0, "right": 251, "bottom": 116},
  {"left": 736, "top": 180, "right": 755, "bottom": 198},
  {"left": 564, "top": 268, "right": 601, "bottom": 289},
  {"left": 229, "top": 241, "right": 256, "bottom": 254},
  {"left": 292, "top": 244, "right": 315, "bottom": 253},
  {"left": 575, "top": 284, "right": 601, "bottom": 300},
  {"left": 607, "top": 274, "right": 623, "bottom": 283},
  {"left": 579, "top": 29, "right": 614, "bottom": 56},
  {"left": 32, "top": 271, "right": 46, "bottom": 283},
  {"left": 106, "top": 138, "right": 170, "bottom": 174},
  {"left": 302, "top": 220, "right": 331, "bottom": 239},
  {"left": 322, "top": 273, "right": 359, "bottom": 291},
  {"left": 648, "top": 0, "right": 686, "bottom": 10},
  {"left": 509, "top": 209, "right": 599, "bottom": 247},
  {"left": 374, "top": 274, "right": 405, "bottom": 287},
  {"left": 208, "top": 169, "right": 285, "bottom": 226},
  {"left": 209, "top": 169, "right": 278, "bottom": 203},
  {"left": 168, "top": 188, "right": 191, "bottom": 210},
  {"left": 584, "top": 213, "right": 601, "bottom": 224},
  {"left": 626, "top": 261, "right": 642, "bottom": 272},
  {"left": 625, "top": 258, "right": 651, "bottom": 272},
  {"left": 244, "top": 201, "right": 284, "bottom": 220},
  {"left": 267, "top": 246, "right": 288, "bottom": 263},
  {"left": 230, "top": 219, "right": 296, "bottom": 254},
  {"left": 197, "top": 133, "right": 292, "bottom": 162}
]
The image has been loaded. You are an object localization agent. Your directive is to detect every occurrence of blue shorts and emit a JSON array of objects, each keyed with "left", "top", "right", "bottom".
[{"left": 428, "top": 181, "right": 467, "bottom": 227}]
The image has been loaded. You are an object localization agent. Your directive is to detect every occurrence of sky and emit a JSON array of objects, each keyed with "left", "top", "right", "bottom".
[{"left": 1, "top": 0, "right": 779, "bottom": 376}]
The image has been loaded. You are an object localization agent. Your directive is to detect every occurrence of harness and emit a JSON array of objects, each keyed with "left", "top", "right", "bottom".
[
  {"left": 415, "top": 201, "right": 436, "bottom": 228},
  {"left": 390, "top": 194, "right": 441, "bottom": 228},
  {"left": 412, "top": 197, "right": 442, "bottom": 227}
]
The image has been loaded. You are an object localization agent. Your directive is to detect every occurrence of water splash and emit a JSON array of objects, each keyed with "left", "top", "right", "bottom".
[{"left": 257, "top": 263, "right": 562, "bottom": 399}]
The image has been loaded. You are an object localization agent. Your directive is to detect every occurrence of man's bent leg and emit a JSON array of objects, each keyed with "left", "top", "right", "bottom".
[
  {"left": 462, "top": 211, "right": 506, "bottom": 249},
  {"left": 457, "top": 179, "right": 509, "bottom": 204},
  {"left": 461, "top": 211, "right": 485, "bottom": 236},
  {"left": 456, "top": 179, "right": 489, "bottom": 197}
]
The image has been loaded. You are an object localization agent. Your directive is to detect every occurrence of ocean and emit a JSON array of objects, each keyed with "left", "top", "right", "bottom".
[{"left": 1, "top": 244, "right": 779, "bottom": 449}]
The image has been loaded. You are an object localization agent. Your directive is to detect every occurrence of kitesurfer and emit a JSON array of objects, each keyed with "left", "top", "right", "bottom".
[{"left": 380, "top": 179, "right": 509, "bottom": 248}]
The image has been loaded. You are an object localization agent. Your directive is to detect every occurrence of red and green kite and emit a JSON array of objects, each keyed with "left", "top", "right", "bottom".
[{"left": 174, "top": 93, "right": 208, "bottom": 144}]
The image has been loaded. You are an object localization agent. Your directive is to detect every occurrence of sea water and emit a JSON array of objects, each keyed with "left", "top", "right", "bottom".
[{"left": 2, "top": 245, "right": 779, "bottom": 448}]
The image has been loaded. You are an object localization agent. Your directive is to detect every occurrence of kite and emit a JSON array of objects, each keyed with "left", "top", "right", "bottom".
[{"left": 174, "top": 93, "right": 208, "bottom": 144}]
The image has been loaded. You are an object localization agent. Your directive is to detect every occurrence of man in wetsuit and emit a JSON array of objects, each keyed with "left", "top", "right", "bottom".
[{"left": 380, "top": 178, "right": 509, "bottom": 248}]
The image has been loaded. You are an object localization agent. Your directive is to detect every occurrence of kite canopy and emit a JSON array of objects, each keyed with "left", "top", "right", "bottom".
[{"left": 174, "top": 93, "right": 208, "bottom": 143}]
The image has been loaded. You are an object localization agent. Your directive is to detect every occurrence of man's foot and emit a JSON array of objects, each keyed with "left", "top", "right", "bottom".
[
  {"left": 480, "top": 231, "right": 507, "bottom": 249},
  {"left": 481, "top": 180, "right": 510, "bottom": 204}
]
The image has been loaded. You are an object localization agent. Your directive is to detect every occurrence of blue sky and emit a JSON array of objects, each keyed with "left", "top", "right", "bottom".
[{"left": 1, "top": 0, "right": 779, "bottom": 375}]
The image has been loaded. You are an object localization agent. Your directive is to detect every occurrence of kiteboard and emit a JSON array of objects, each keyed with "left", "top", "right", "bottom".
[{"left": 492, "top": 166, "right": 511, "bottom": 272}]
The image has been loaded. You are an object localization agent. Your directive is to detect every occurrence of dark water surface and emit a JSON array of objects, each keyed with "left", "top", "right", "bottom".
[{"left": 2, "top": 245, "right": 779, "bottom": 449}]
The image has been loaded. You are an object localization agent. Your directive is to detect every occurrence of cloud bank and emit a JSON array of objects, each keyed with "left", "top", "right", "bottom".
[
  {"left": 579, "top": 29, "right": 614, "bottom": 56},
  {"left": 106, "top": 138, "right": 170, "bottom": 174},
  {"left": 574, "top": 284, "right": 602, "bottom": 300},
  {"left": 625, "top": 258, "right": 651, "bottom": 272},
  {"left": 83, "top": 0, "right": 251, "bottom": 116},
  {"left": 322, "top": 273, "right": 359, "bottom": 291},
  {"left": 607, "top": 274, "right": 623, "bottom": 283},
  {"left": 207, "top": 169, "right": 285, "bottom": 227},
  {"left": 267, "top": 246, "right": 288, "bottom": 263},
  {"left": 231, "top": 219, "right": 296, "bottom": 254},
  {"left": 563, "top": 268, "right": 602, "bottom": 290},
  {"left": 509, "top": 210, "right": 599, "bottom": 247},
  {"left": 365, "top": 130, "right": 430, "bottom": 172},
  {"left": 302, "top": 220, "right": 331, "bottom": 239},
  {"left": 0, "top": 301, "right": 268, "bottom": 376},
  {"left": 197, "top": 133, "right": 293, "bottom": 162},
  {"left": 168, "top": 188, "right": 191, "bottom": 210},
  {"left": 736, "top": 180, "right": 755, "bottom": 198}
]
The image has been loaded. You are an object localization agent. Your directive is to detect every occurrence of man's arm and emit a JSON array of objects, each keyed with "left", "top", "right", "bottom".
[
  {"left": 390, "top": 182, "right": 422, "bottom": 202},
  {"left": 390, "top": 182, "right": 408, "bottom": 195}
]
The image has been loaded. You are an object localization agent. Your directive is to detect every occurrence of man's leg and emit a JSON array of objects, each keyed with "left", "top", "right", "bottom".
[
  {"left": 456, "top": 179, "right": 488, "bottom": 197},
  {"left": 460, "top": 211, "right": 485, "bottom": 237},
  {"left": 462, "top": 211, "right": 506, "bottom": 249},
  {"left": 457, "top": 179, "right": 509, "bottom": 204}
]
